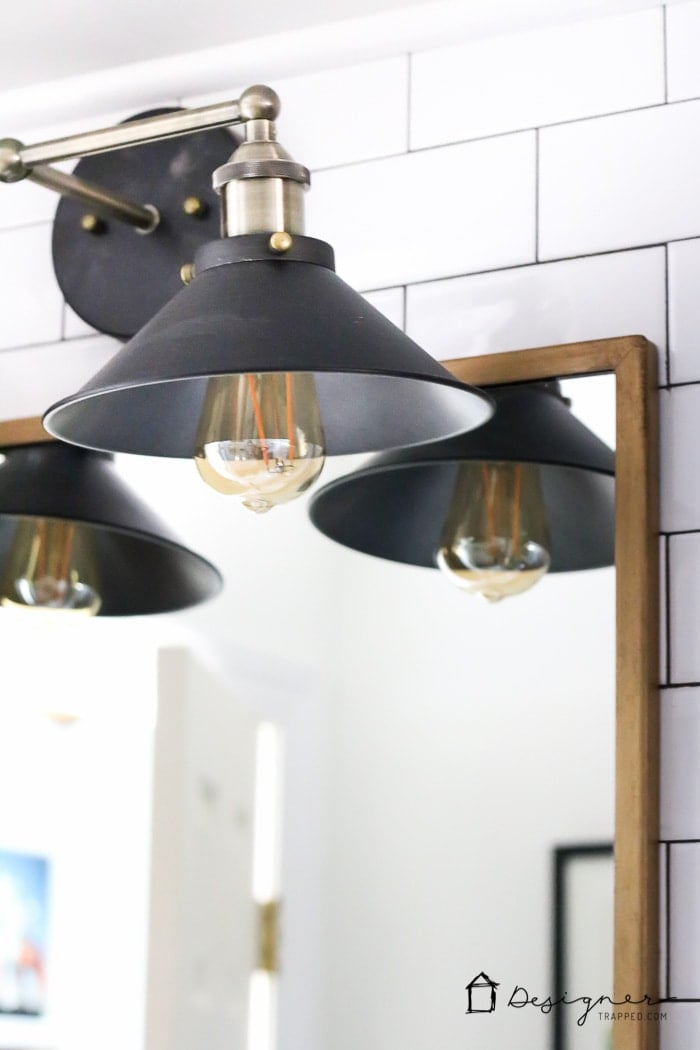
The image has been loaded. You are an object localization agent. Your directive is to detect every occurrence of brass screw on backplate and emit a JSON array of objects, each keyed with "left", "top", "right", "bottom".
[
  {"left": 81, "top": 213, "right": 105, "bottom": 234},
  {"left": 269, "top": 231, "right": 293, "bottom": 253},
  {"left": 180, "top": 262, "right": 195, "bottom": 285},
  {"left": 183, "top": 196, "right": 208, "bottom": 218}
]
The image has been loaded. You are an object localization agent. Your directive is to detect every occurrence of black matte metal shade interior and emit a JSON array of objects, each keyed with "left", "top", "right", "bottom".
[
  {"left": 0, "top": 443, "right": 221, "bottom": 615},
  {"left": 43, "top": 234, "right": 493, "bottom": 457},
  {"left": 309, "top": 383, "right": 615, "bottom": 573}
]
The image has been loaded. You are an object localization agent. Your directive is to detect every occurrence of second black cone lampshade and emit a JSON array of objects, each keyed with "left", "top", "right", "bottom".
[
  {"left": 0, "top": 442, "right": 221, "bottom": 616},
  {"left": 309, "top": 382, "right": 615, "bottom": 575}
]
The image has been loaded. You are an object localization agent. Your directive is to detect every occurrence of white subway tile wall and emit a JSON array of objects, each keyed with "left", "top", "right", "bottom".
[
  {"left": 668, "top": 236, "right": 700, "bottom": 383},
  {"left": 668, "top": 532, "right": 700, "bottom": 683},
  {"left": 664, "top": 1001, "right": 700, "bottom": 1044},
  {"left": 63, "top": 302, "right": 97, "bottom": 339},
  {"left": 666, "top": 0, "right": 700, "bottom": 102},
  {"left": 660, "top": 386, "right": 700, "bottom": 533},
  {"left": 306, "top": 133, "right": 536, "bottom": 288},
  {"left": 405, "top": 248, "right": 667, "bottom": 375},
  {"left": 0, "top": 177, "right": 59, "bottom": 231},
  {"left": 661, "top": 537, "right": 669, "bottom": 685},
  {"left": 669, "top": 842, "right": 700, "bottom": 997},
  {"left": 0, "top": 335, "right": 119, "bottom": 418},
  {"left": 0, "top": 224, "right": 63, "bottom": 350},
  {"left": 183, "top": 57, "right": 410, "bottom": 172},
  {"left": 0, "top": 2, "right": 696, "bottom": 1043},
  {"left": 410, "top": 8, "right": 665, "bottom": 148},
  {"left": 539, "top": 99, "right": 700, "bottom": 259},
  {"left": 0, "top": 104, "right": 180, "bottom": 231},
  {"left": 660, "top": 842, "right": 668, "bottom": 994},
  {"left": 362, "top": 287, "right": 405, "bottom": 330},
  {"left": 661, "top": 689, "right": 700, "bottom": 838}
]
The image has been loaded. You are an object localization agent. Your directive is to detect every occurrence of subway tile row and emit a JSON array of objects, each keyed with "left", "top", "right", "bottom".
[
  {"left": 4, "top": 232, "right": 684, "bottom": 389},
  {"left": 659, "top": 837, "right": 700, "bottom": 1001},
  {"left": 410, "top": 8, "right": 665, "bottom": 148},
  {"left": 2, "top": 43, "right": 700, "bottom": 355},
  {"left": 0, "top": 334, "right": 119, "bottom": 420},
  {"left": 661, "top": 531, "right": 700, "bottom": 685}
]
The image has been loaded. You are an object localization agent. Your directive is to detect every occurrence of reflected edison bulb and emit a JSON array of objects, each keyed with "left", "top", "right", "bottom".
[
  {"left": 194, "top": 373, "right": 326, "bottom": 513},
  {"left": 0, "top": 518, "right": 101, "bottom": 617},
  {"left": 435, "top": 461, "right": 551, "bottom": 602}
]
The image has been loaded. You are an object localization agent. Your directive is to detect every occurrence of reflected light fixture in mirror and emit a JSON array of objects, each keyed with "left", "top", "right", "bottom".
[
  {"left": 0, "top": 420, "right": 221, "bottom": 617},
  {"left": 0, "top": 87, "right": 493, "bottom": 508},
  {"left": 309, "top": 381, "right": 615, "bottom": 601}
]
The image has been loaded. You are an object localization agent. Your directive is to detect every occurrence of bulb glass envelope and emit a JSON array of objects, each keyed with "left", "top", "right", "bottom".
[
  {"left": 42, "top": 235, "right": 493, "bottom": 457},
  {"left": 0, "top": 442, "right": 221, "bottom": 615},
  {"left": 308, "top": 382, "right": 615, "bottom": 572}
]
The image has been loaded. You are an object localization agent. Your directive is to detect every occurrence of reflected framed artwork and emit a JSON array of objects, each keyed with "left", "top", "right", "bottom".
[{"left": 0, "top": 850, "right": 49, "bottom": 1018}]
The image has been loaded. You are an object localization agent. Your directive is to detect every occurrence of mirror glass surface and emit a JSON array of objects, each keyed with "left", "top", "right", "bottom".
[
  {"left": 0, "top": 372, "right": 616, "bottom": 1050},
  {"left": 306, "top": 372, "right": 616, "bottom": 1050}
]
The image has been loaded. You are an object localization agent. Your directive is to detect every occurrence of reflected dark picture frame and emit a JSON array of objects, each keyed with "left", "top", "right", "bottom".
[{"left": 552, "top": 843, "right": 615, "bottom": 1050}]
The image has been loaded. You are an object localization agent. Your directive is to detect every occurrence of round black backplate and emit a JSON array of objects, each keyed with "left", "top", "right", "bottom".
[{"left": 52, "top": 109, "right": 237, "bottom": 340}]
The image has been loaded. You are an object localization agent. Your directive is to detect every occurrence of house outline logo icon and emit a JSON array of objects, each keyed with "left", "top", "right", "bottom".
[{"left": 465, "top": 971, "right": 499, "bottom": 1014}]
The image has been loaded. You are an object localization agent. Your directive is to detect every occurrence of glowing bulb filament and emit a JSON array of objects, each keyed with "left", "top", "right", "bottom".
[
  {"left": 436, "top": 461, "right": 551, "bottom": 602},
  {"left": 194, "top": 372, "right": 326, "bottom": 512},
  {"left": 1, "top": 518, "right": 101, "bottom": 616}
]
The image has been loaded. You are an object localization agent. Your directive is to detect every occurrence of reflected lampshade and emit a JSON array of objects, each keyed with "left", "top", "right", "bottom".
[
  {"left": 0, "top": 442, "right": 221, "bottom": 616},
  {"left": 309, "top": 382, "right": 615, "bottom": 573}
]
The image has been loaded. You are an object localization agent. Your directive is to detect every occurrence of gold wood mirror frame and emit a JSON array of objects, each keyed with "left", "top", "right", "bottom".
[{"left": 446, "top": 336, "right": 659, "bottom": 1050}]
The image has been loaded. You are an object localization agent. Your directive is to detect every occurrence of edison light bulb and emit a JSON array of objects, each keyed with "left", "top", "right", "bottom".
[
  {"left": 194, "top": 372, "right": 326, "bottom": 513},
  {"left": 0, "top": 518, "right": 101, "bottom": 616},
  {"left": 435, "top": 461, "right": 551, "bottom": 602}
]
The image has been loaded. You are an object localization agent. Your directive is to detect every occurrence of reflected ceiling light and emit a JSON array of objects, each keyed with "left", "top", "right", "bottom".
[
  {"left": 0, "top": 86, "right": 492, "bottom": 515},
  {"left": 0, "top": 426, "right": 221, "bottom": 617},
  {"left": 309, "top": 382, "right": 615, "bottom": 602}
]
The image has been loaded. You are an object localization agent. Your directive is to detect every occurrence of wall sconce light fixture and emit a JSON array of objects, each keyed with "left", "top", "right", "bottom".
[
  {"left": 0, "top": 422, "right": 221, "bottom": 617},
  {"left": 309, "top": 381, "right": 614, "bottom": 601},
  {"left": 0, "top": 87, "right": 492, "bottom": 515}
]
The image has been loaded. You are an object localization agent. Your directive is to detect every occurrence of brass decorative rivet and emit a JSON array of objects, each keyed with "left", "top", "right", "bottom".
[
  {"left": 183, "top": 196, "right": 207, "bottom": 217},
  {"left": 81, "top": 213, "right": 105, "bottom": 234},
  {"left": 269, "top": 231, "right": 293, "bottom": 254},
  {"left": 180, "top": 262, "right": 195, "bottom": 285}
]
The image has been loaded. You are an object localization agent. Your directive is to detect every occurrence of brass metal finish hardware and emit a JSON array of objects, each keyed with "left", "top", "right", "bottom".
[
  {"left": 269, "top": 231, "right": 293, "bottom": 253},
  {"left": 29, "top": 163, "right": 159, "bottom": 232},
  {"left": 0, "top": 86, "right": 281, "bottom": 231},
  {"left": 256, "top": 899, "right": 280, "bottom": 973},
  {"left": 180, "top": 262, "right": 195, "bottom": 285},
  {"left": 81, "top": 214, "right": 104, "bottom": 234},
  {"left": 183, "top": 196, "right": 207, "bottom": 217}
]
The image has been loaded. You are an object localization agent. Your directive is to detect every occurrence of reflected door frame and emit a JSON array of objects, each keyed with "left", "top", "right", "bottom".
[{"left": 446, "top": 336, "right": 659, "bottom": 1050}]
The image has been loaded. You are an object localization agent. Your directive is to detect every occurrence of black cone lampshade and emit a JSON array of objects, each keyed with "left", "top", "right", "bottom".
[
  {"left": 0, "top": 442, "right": 221, "bottom": 616},
  {"left": 43, "top": 235, "right": 492, "bottom": 458},
  {"left": 309, "top": 382, "right": 615, "bottom": 574}
]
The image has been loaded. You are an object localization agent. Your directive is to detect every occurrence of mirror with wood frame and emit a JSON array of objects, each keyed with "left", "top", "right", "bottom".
[
  {"left": 304, "top": 336, "right": 658, "bottom": 1050},
  {"left": 0, "top": 336, "right": 659, "bottom": 1050},
  {"left": 443, "top": 337, "right": 659, "bottom": 1050}
]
